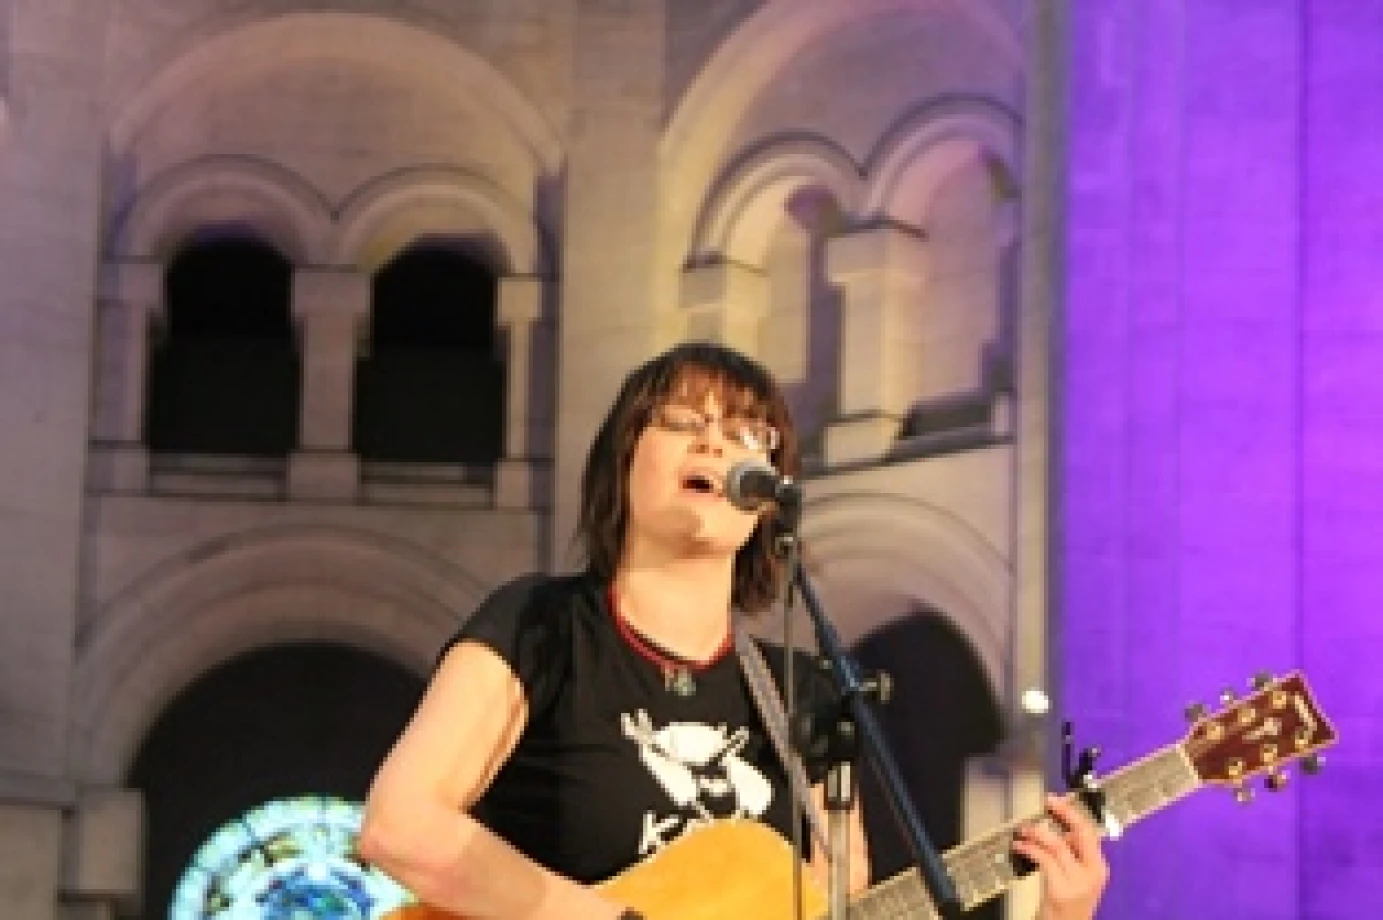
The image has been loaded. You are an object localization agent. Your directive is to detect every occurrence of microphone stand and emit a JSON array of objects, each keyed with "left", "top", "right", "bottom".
[{"left": 774, "top": 492, "right": 964, "bottom": 920}]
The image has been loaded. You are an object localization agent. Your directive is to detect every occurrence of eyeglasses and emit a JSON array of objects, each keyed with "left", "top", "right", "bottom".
[{"left": 652, "top": 404, "right": 780, "bottom": 454}]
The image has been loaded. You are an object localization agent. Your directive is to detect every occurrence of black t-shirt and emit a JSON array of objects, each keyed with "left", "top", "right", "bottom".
[{"left": 446, "top": 570, "right": 834, "bottom": 884}]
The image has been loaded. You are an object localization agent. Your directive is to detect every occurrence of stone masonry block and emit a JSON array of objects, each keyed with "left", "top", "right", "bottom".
[
  {"left": 495, "top": 458, "right": 551, "bottom": 510},
  {"left": 62, "top": 787, "right": 143, "bottom": 899},
  {"left": 287, "top": 450, "right": 360, "bottom": 501},
  {"left": 96, "top": 260, "right": 163, "bottom": 309},
  {"left": 498, "top": 276, "right": 545, "bottom": 326},
  {"left": 825, "top": 226, "right": 930, "bottom": 285},
  {"left": 679, "top": 261, "right": 769, "bottom": 317},
  {"left": 292, "top": 269, "right": 371, "bottom": 320},
  {"left": 85, "top": 444, "right": 150, "bottom": 493},
  {"left": 0, "top": 803, "right": 62, "bottom": 920},
  {"left": 822, "top": 414, "right": 903, "bottom": 467}
]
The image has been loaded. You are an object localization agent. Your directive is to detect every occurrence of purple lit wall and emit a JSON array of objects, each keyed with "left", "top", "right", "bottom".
[{"left": 1063, "top": 3, "right": 1383, "bottom": 918}]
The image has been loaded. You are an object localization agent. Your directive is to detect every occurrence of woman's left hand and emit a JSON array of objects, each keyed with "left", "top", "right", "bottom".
[{"left": 1012, "top": 794, "right": 1110, "bottom": 920}]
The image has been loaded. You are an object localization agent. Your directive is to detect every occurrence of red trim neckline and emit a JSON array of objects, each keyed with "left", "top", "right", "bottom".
[{"left": 606, "top": 586, "right": 734, "bottom": 675}]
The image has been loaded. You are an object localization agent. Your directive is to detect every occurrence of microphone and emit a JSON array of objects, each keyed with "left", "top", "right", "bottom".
[{"left": 724, "top": 459, "right": 801, "bottom": 512}]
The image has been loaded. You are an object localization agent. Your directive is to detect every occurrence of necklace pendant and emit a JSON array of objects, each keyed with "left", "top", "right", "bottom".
[{"left": 666, "top": 667, "right": 696, "bottom": 697}]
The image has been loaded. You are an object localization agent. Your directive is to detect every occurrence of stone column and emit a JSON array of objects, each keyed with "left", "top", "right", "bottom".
[
  {"left": 287, "top": 268, "right": 370, "bottom": 500},
  {"left": 678, "top": 261, "right": 769, "bottom": 352},
  {"left": 494, "top": 276, "right": 551, "bottom": 508},
  {"left": 0, "top": 8, "right": 107, "bottom": 916},
  {"left": 89, "top": 260, "right": 164, "bottom": 492},
  {"left": 550, "top": 0, "right": 666, "bottom": 562},
  {"left": 822, "top": 226, "right": 929, "bottom": 466}
]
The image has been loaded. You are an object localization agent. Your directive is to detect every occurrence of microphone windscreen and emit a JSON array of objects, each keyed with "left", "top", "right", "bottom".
[{"left": 725, "top": 459, "right": 779, "bottom": 512}]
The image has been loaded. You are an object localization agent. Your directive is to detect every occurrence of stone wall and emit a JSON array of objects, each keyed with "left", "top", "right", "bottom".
[
  {"left": 1063, "top": 1, "right": 1383, "bottom": 917},
  {"left": 0, "top": 1, "right": 1032, "bottom": 915}
]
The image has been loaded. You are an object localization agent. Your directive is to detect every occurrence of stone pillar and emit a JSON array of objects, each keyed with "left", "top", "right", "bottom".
[
  {"left": 494, "top": 276, "right": 551, "bottom": 509},
  {"left": 0, "top": 12, "right": 105, "bottom": 916},
  {"left": 679, "top": 261, "right": 769, "bottom": 352},
  {"left": 822, "top": 226, "right": 930, "bottom": 466},
  {"left": 287, "top": 268, "right": 370, "bottom": 500},
  {"left": 89, "top": 260, "right": 164, "bottom": 492},
  {"left": 550, "top": 0, "right": 666, "bottom": 564}
]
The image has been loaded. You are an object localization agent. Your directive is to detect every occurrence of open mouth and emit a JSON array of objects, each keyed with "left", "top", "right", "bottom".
[{"left": 680, "top": 471, "right": 720, "bottom": 496}]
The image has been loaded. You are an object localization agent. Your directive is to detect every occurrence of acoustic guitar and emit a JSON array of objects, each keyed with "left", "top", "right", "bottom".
[{"left": 384, "top": 670, "right": 1337, "bottom": 919}]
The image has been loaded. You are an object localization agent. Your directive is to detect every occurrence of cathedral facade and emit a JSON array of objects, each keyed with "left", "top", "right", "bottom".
[{"left": 0, "top": 2, "right": 1056, "bottom": 917}]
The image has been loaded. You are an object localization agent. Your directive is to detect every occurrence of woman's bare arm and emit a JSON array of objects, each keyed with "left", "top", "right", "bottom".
[{"left": 359, "top": 640, "right": 626, "bottom": 919}]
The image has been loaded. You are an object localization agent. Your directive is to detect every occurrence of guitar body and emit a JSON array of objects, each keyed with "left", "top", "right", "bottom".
[
  {"left": 598, "top": 819, "right": 827, "bottom": 920},
  {"left": 385, "top": 819, "right": 827, "bottom": 919}
]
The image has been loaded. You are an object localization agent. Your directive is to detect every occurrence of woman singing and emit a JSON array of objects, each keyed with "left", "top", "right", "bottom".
[{"left": 359, "top": 341, "right": 1108, "bottom": 919}]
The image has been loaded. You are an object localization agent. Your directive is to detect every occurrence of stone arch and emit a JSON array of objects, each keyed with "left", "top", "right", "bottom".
[
  {"left": 862, "top": 98, "right": 1021, "bottom": 224},
  {"left": 663, "top": 0, "right": 1021, "bottom": 268},
  {"left": 107, "top": 155, "right": 332, "bottom": 262},
  {"left": 799, "top": 490, "right": 1011, "bottom": 699},
  {"left": 334, "top": 167, "right": 550, "bottom": 276},
  {"left": 108, "top": 11, "right": 561, "bottom": 176},
  {"left": 689, "top": 136, "right": 863, "bottom": 267},
  {"left": 71, "top": 524, "right": 488, "bottom": 784}
]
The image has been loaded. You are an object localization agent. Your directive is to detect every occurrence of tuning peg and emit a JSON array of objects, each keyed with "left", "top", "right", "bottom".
[
  {"left": 1250, "top": 672, "right": 1274, "bottom": 690},
  {"left": 1233, "top": 784, "right": 1254, "bottom": 805},
  {"left": 1061, "top": 721, "right": 1103, "bottom": 791},
  {"left": 1302, "top": 754, "right": 1325, "bottom": 775},
  {"left": 1265, "top": 770, "right": 1290, "bottom": 792},
  {"left": 1219, "top": 688, "right": 1238, "bottom": 705}
]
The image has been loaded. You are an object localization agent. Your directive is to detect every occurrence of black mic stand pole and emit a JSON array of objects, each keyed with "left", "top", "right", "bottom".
[
  {"left": 773, "top": 518, "right": 853, "bottom": 920},
  {"left": 774, "top": 494, "right": 964, "bottom": 920}
]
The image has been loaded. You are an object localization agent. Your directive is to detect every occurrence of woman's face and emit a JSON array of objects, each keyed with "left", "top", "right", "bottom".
[{"left": 623, "top": 384, "right": 777, "bottom": 559}]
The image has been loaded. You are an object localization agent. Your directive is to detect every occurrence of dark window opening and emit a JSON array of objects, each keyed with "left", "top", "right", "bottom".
[
  {"left": 354, "top": 242, "right": 505, "bottom": 464},
  {"left": 852, "top": 610, "right": 1005, "bottom": 920},
  {"left": 145, "top": 233, "right": 300, "bottom": 456}
]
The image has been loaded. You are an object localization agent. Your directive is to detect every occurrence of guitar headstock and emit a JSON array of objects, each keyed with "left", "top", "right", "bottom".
[{"left": 1181, "top": 671, "right": 1338, "bottom": 799}]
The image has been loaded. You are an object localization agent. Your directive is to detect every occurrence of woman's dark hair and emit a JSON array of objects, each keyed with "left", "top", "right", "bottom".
[{"left": 577, "top": 341, "right": 800, "bottom": 613}]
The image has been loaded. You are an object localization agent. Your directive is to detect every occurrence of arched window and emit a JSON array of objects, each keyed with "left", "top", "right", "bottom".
[
  {"left": 353, "top": 242, "right": 504, "bottom": 464},
  {"left": 129, "top": 643, "right": 423, "bottom": 918},
  {"left": 851, "top": 611, "right": 1004, "bottom": 918},
  {"left": 145, "top": 233, "right": 300, "bottom": 456}
]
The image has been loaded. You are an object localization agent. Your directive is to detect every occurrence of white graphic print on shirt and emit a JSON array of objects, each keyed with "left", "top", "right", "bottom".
[{"left": 620, "top": 709, "right": 773, "bottom": 855}]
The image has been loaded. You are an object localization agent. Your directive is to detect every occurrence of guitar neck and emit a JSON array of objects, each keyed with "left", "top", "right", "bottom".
[{"left": 848, "top": 743, "right": 1201, "bottom": 918}]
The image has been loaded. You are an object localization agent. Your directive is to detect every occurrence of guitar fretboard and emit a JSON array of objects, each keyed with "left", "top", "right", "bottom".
[{"left": 841, "top": 743, "right": 1201, "bottom": 919}]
